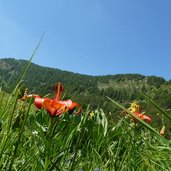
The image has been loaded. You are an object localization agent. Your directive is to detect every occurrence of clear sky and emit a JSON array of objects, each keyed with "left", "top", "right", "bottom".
[{"left": 0, "top": 0, "right": 171, "bottom": 80}]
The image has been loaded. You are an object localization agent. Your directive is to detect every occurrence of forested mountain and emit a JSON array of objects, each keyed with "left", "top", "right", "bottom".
[{"left": 1, "top": 58, "right": 171, "bottom": 117}]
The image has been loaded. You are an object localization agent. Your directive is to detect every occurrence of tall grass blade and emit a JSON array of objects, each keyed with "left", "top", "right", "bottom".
[
  {"left": 107, "top": 96, "right": 169, "bottom": 143},
  {"left": 0, "top": 90, "right": 19, "bottom": 164},
  {"left": 0, "top": 33, "right": 44, "bottom": 170},
  {"left": 14, "top": 32, "right": 44, "bottom": 93},
  {"left": 8, "top": 98, "right": 32, "bottom": 170},
  {"left": 141, "top": 93, "right": 171, "bottom": 120}
]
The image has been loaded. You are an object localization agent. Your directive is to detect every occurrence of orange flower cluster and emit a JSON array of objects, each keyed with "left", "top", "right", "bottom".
[
  {"left": 128, "top": 101, "right": 151, "bottom": 123},
  {"left": 21, "top": 82, "right": 81, "bottom": 117}
]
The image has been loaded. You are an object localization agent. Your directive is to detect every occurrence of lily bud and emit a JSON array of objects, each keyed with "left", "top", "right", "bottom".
[{"left": 160, "top": 126, "right": 165, "bottom": 136}]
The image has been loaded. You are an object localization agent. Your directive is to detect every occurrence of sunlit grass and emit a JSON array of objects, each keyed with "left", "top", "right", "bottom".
[{"left": 0, "top": 86, "right": 171, "bottom": 170}]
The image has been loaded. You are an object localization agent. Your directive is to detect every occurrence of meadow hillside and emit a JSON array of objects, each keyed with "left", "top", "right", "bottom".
[{"left": 0, "top": 58, "right": 171, "bottom": 116}]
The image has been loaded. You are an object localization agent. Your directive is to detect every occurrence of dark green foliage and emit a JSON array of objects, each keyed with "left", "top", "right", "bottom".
[
  {"left": 147, "top": 76, "right": 165, "bottom": 88},
  {"left": 0, "top": 58, "right": 171, "bottom": 114}
]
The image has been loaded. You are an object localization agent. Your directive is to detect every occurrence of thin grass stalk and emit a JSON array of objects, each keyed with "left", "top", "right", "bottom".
[
  {"left": 0, "top": 90, "right": 8, "bottom": 118},
  {"left": 69, "top": 109, "right": 89, "bottom": 170},
  {"left": 0, "top": 82, "right": 21, "bottom": 120},
  {"left": 15, "top": 33, "right": 44, "bottom": 91},
  {"left": 141, "top": 93, "right": 171, "bottom": 120},
  {"left": 49, "top": 146, "right": 71, "bottom": 170},
  {"left": 44, "top": 117, "right": 55, "bottom": 171},
  {"left": 18, "top": 151, "right": 39, "bottom": 171},
  {"left": 8, "top": 98, "right": 32, "bottom": 170},
  {"left": 119, "top": 139, "right": 133, "bottom": 170},
  {"left": 0, "top": 33, "right": 44, "bottom": 119},
  {"left": 107, "top": 97, "right": 169, "bottom": 144},
  {"left": 69, "top": 128, "right": 82, "bottom": 170},
  {"left": 0, "top": 33, "right": 44, "bottom": 169},
  {"left": 0, "top": 90, "right": 19, "bottom": 166}
]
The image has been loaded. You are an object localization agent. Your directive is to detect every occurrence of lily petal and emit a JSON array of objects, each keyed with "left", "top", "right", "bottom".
[
  {"left": 142, "top": 115, "right": 151, "bottom": 123},
  {"left": 42, "top": 98, "right": 57, "bottom": 116},
  {"left": 51, "top": 100, "right": 68, "bottom": 116},
  {"left": 68, "top": 101, "right": 82, "bottom": 114},
  {"left": 132, "top": 112, "right": 151, "bottom": 123},
  {"left": 58, "top": 100, "right": 82, "bottom": 114},
  {"left": 34, "top": 95, "right": 45, "bottom": 109}
]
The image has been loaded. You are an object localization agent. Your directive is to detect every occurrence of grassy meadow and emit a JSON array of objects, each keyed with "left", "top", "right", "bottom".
[
  {"left": 0, "top": 47, "right": 171, "bottom": 170},
  {"left": 0, "top": 77, "right": 171, "bottom": 170}
]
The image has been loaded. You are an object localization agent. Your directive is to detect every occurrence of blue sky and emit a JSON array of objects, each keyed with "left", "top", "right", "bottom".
[{"left": 0, "top": 0, "right": 171, "bottom": 80}]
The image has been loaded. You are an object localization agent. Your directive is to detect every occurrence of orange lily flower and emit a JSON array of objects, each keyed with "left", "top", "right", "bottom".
[
  {"left": 132, "top": 112, "right": 151, "bottom": 123},
  {"left": 128, "top": 101, "right": 151, "bottom": 123},
  {"left": 21, "top": 82, "right": 82, "bottom": 117}
]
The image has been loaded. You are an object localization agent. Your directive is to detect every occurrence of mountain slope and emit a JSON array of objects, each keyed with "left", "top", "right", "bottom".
[{"left": 1, "top": 58, "right": 171, "bottom": 115}]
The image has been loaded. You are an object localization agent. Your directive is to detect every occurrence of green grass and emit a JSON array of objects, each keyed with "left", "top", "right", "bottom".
[{"left": 0, "top": 87, "right": 171, "bottom": 170}]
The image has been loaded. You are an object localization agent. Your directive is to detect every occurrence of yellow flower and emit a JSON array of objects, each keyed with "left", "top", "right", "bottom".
[
  {"left": 128, "top": 101, "right": 141, "bottom": 113},
  {"left": 127, "top": 101, "right": 151, "bottom": 123},
  {"left": 88, "top": 111, "right": 95, "bottom": 119}
]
